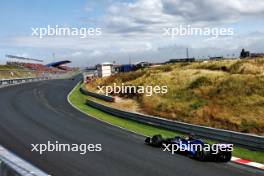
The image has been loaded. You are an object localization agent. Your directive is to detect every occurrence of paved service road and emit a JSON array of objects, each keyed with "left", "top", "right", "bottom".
[{"left": 0, "top": 78, "right": 263, "bottom": 176}]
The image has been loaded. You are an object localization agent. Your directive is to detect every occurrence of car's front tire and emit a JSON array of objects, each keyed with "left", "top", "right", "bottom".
[
  {"left": 151, "top": 135, "right": 163, "bottom": 147},
  {"left": 194, "top": 149, "right": 210, "bottom": 161},
  {"left": 145, "top": 137, "right": 151, "bottom": 144}
]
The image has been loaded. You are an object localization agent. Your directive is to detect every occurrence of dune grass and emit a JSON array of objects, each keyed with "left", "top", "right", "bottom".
[{"left": 86, "top": 58, "right": 264, "bottom": 135}]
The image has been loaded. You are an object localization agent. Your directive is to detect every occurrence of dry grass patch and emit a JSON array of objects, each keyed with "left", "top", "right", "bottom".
[{"left": 86, "top": 58, "right": 264, "bottom": 135}]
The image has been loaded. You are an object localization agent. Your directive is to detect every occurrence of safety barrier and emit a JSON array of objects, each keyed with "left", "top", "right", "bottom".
[
  {"left": 84, "top": 97, "right": 264, "bottom": 151},
  {"left": 0, "top": 77, "right": 49, "bottom": 87},
  {"left": 0, "top": 146, "right": 49, "bottom": 176},
  {"left": 80, "top": 87, "right": 114, "bottom": 102}
]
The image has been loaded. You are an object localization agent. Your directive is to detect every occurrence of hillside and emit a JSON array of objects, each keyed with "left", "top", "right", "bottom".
[
  {"left": 86, "top": 58, "right": 264, "bottom": 135},
  {"left": 0, "top": 65, "right": 36, "bottom": 79}
]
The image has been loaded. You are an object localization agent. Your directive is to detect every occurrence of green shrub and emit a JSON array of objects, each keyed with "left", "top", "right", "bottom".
[
  {"left": 215, "top": 76, "right": 264, "bottom": 97},
  {"left": 118, "top": 71, "right": 146, "bottom": 82},
  {"left": 190, "top": 99, "right": 208, "bottom": 109},
  {"left": 189, "top": 76, "right": 212, "bottom": 89},
  {"left": 152, "top": 65, "right": 173, "bottom": 72},
  {"left": 240, "top": 119, "right": 260, "bottom": 133},
  {"left": 161, "top": 65, "right": 173, "bottom": 72},
  {"left": 229, "top": 61, "right": 243, "bottom": 74}
]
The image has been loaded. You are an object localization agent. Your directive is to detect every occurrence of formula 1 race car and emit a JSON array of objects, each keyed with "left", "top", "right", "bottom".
[{"left": 145, "top": 134, "right": 232, "bottom": 162}]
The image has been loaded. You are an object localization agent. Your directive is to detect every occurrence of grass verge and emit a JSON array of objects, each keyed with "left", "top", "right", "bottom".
[{"left": 69, "top": 82, "right": 264, "bottom": 164}]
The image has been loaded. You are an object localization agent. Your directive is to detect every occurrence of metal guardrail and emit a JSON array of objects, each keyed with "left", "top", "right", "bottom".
[
  {"left": 0, "top": 77, "right": 49, "bottom": 87},
  {"left": 0, "top": 146, "right": 49, "bottom": 176},
  {"left": 80, "top": 87, "right": 115, "bottom": 102},
  {"left": 85, "top": 98, "right": 264, "bottom": 151}
]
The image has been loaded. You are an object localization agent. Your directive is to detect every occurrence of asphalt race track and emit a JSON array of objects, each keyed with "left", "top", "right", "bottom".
[{"left": 0, "top": 78, "right": 263, "bottom": 176}]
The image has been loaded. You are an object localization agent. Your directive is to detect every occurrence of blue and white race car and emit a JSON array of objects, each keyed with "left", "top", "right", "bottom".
[{"left": 145, "top": 134, "right": 232, "bottom": 162}]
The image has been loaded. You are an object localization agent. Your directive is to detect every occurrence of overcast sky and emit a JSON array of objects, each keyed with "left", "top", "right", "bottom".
[{"left": 0, "top": 0, "right": 264, "bottom": 66}]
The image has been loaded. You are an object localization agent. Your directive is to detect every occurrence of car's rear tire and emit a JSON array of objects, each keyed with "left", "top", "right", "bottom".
[{"left": 218, "top": 152, "right": 232, "bottom": 162}]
